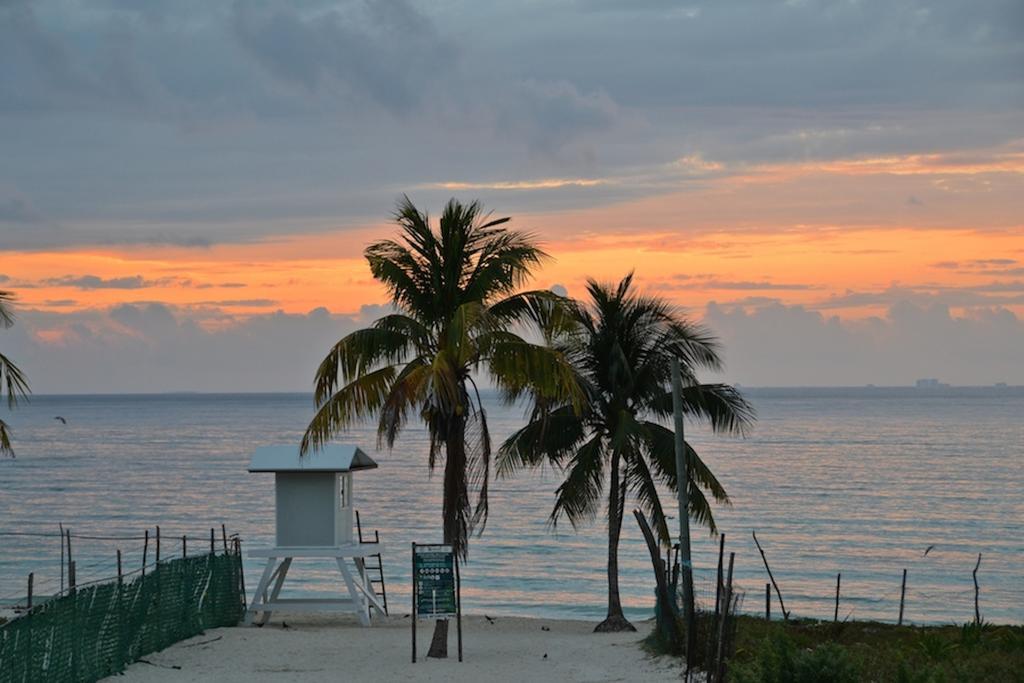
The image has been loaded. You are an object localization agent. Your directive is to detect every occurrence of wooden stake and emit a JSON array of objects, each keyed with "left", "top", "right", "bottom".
[
  {"left": 898, "top": 568, "right": 907, "bottom": 626},
  {"left": 27, "top": 573, "right": 33, "bottom": 610},
  {"left": 59, "top": 522, "right": 65, "bottom": 593},
  {"left": 765, "top": 583, "right": 771, "bottom": 621},
  {"left": 156, "top": 526, "right": 161, "bottom": 563},
  {"left": 142, "top": 529, "right": 149, "bottom": 576},
  {"left": 715, "top": 533, "right": 725, "bottom": 614},
  {"left": 221, "top": 524, "right": 229, "bottom": 553},
  {"left": 69, "top": 561, "right": 77, "bottom": 594},
  {"left": 715, "top": 553, "right": 736, "bottom": 683},
  {"left": 972, "top": 553, "right": 982, "bottom": 624},
  {"left": 234, "top": 537, "right": 247, "bottom": 608},
  {"left": 834, "top": 573, "right": 841, "bottom": 622},
  {"left": 182, "top": 535, "right": 187, "bottom": 558},
  {"left": 210, "top": 528, "right": 216, "bottom": 554},
  {"left": 117, "top": 550, "right": 123, "bottom": 584},
  {"left": 752, "top": 531, "right": 789, "bottom": 620},
  {"left": 65, "top": 528, "right": 73, "bottom": 581}
]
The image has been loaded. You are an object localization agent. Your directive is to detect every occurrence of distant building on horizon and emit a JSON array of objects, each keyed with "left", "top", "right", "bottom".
[{"left": 915, "top": 378, "right": 949, "bottom": 389}]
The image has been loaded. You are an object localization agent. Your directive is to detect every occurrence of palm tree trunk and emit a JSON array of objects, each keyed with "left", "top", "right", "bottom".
[
  {"left": 595, "top": 451, "right": 636, "bottom": 632},
  {"left": 428, "top": 413, "right": 469, "bottom": 658}
]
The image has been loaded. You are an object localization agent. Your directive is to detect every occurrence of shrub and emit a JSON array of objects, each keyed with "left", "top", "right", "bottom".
[{"left": 731, "top": 631, "right": 860, "bottom": 683}]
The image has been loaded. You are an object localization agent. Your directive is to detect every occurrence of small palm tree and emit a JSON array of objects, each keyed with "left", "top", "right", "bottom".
[
  {"left": 302, "top": 196, "right": 579, "bottom": 656},
  {"left": 1, "top": 291, "right": 31, "bottom": 457},
  {"left": 498, "top": 273, "right": 754, "bottom": 632}
]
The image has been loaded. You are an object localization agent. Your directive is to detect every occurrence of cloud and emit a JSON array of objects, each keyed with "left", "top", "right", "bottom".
[
  {"left": 704, "top": 299, "right": 1024, "bottom": 386},
  {"left": 655, "top": 277, "right": 818, "bottom": 291},
  {"left": 230, "top": 0, "right": 456, "bottom": 114},
  {"left": 43, "top": 274, "right": 157, "bottom": 290},
  {"left": 8, "top": 302, "right": 372, "bottom": 393}
]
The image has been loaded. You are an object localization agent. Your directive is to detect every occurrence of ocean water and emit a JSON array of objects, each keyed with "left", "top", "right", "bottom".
[{"left": 0, "top": 388, "right": 1021, "bottom": 625}]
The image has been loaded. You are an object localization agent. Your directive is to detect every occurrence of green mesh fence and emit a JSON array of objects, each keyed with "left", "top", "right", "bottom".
[{"left": 0, "top": 551, "right": 244, "bottom": 683}]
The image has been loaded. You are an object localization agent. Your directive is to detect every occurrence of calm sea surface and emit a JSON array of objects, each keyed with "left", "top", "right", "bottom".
[{"left": 1, "top": 388, "right": 1021, "bottom": 625}]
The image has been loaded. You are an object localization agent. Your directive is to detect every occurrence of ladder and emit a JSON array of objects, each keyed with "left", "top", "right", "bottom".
[{"left": 355, "top": 511, "right": 389, "bottom": 615}]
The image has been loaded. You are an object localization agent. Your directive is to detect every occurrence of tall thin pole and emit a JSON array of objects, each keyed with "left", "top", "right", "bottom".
[
  {"left": 898, "top": 568, "right": 907, "bottom": 625},
  {"left": 671, "top": 358, "right": 694, "bottom": 626}
]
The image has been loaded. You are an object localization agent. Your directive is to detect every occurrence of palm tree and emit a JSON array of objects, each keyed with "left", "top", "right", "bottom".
[
  {"left": 302, "top": 196, "right": 579, "bottom": 657},
  {"left": 498, "top": 273, "right": 754, "bottom": 632},
  {"left": 1, "top": 291, "right": 31, "bottom": 457}
]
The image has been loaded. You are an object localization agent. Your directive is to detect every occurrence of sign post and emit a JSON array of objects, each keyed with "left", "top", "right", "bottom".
[{"left": 411, "top": 543, "right": 462, "bottom": 662}]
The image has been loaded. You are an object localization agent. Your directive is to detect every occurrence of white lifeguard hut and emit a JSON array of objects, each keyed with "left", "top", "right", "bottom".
[{"left": 245, "top": 444, "right": 387, "bottom": 626}]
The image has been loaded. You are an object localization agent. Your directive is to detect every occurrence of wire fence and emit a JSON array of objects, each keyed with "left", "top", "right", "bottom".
[
  {"left": 0, "top": 526, "right": 242, "bottom": 611},
  {"left": 0, "top": 548, "right": 244, "bottom": 683}
]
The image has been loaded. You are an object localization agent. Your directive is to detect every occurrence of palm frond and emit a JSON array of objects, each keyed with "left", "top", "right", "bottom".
[
  {"left": 301, "top": 365, "right": 397, "bottom": 454},
  {"left": 497, "top": 404, "right": 587, "bottom": 475},
  {"left": 649, "top": 383, "right": 755, "bottom": 435},
  {"left": 312, "top": 327, "right": 413, "bottom": 405},
  {"left": 550, "top": 435, "right": 606, "bottom": 530},
  {"left": 0, "top": 351, "right": 30, "bottom": 408},
  {"left": 0, "top": 291, "right": 16, "bottom": 328},
  {"left": 0, "top": 418, "right": 13, "bottom": 457}
]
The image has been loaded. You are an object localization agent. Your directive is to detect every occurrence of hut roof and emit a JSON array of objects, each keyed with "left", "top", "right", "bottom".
[{"left": 248, "top": 444, "right": 378, "bottom": 473}]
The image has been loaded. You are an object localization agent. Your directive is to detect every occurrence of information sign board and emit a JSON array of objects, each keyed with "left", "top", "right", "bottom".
[{"left": 413, "top": 544, "right": 456, "bottom": 619}]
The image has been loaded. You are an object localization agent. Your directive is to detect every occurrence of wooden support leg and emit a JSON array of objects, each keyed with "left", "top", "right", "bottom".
[
  {"left": 246, "top": 557, "right": 279, "bottom": 625},
  {"left": 337, "top": 558, "right": 370, "bottom": 626},
  {"left": 259, "top": 558, "right": 292, "bottom": 626}
]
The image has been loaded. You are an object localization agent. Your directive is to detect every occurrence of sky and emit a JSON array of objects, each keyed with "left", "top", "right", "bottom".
[{"left": 1, "top": 0, "right": 1023, "bottom": 392}]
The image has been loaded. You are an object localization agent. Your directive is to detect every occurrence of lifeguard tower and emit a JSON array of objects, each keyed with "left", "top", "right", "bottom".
[{"left": 245, "top": 444, "right": 387, "bottom": 626}]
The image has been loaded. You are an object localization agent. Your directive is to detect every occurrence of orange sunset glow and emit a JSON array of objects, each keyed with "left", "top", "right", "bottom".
[{"left": 2, "top": 0, "right": 1023, "bottom": 392}]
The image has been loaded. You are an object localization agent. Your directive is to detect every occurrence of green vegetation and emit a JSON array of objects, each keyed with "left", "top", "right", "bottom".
[
  {"left": 498, "top": 273, "right": 754, "bottom": 632},
  {"left": 727, "top": 616, "right": 1024, "bottom": 682},
  {"left": 0, "top": 291, "right": 31, "bottom": 457},
  {"left": 302, "top": 197, "right": 579, "bottom": 657}
]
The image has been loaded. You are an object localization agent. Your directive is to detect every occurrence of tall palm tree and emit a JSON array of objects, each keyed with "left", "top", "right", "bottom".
[
  {"left": 498, "top": 273, "right": 755, "bottom": 632},
  {"left": 302, "top": 197, "right": 579, "bottom": 657},
  {"left": 1, "top": 291, "right": 31, "bottom": 457}
]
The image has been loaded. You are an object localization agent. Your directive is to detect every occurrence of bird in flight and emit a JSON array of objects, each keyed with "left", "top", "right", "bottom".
[
  {"left": 923, "top": 545, "right": 936, "bottom": 557},
  {"left": 54, "top": 416, "right": 67, "bottom": 424}
]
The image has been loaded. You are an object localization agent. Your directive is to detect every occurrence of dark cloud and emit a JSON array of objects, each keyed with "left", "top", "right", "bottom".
[
  {"left": 230, "top": 0, "right": 455, "bottom": 115},
  {"left": 193, "top": 299, "right": 276, "bottom": 307},
  {"left": 43, "top": 275, "right": 157, "bottom": 290},
  {"left": 656, "top": 277, "right": 818, "bottom": 291}
]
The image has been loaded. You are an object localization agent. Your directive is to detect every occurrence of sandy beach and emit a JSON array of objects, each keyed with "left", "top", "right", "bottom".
[{"left": 112, "top": 614, "right": 681, "bottom": 682}]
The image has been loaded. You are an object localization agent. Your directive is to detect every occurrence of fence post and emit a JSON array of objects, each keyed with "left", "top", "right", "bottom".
[
  {"left": 765, "top": 583, "right": 770, "bottom": 621},
  {"left": 117, "top": 550, "right": 123, "bottom": 583},
  {"left": 715, "top": 533, "right": 725, "bottom": 614},
  {"left": 834, "top": 573, "right": 841, "bottom": 622},
  {"left": 27, "top": 572, "right": 33, "bottom": 610},
  {"left": 66, "top": 528, "right": 73, "bottom": 587},
  {"left": 142, "top": 529, "right": 149, "bottom": 577},
  {"left": 715, "top": 553, "right": 736, "bottom": 683},
  {"left": 210, "top": 528, "right": 216, "bottom": 554},
  {"left": 60, "top": 522, "right": 65, "bottom": 593},
  {"left": 898, "top": 569, "right": 907, "bottom": 626},
  {"left": 69, "top": 560, "right": 77, "bottom": 594},
  {"left": 752, "top": 531, "right": 789, "bottom": 621},
  {"left": 972, "top": 554, "right": 982, "bottom": 624},
  {"left": 182, "top": 535, "right": 187, "bottom": 559},
  {"left": 221, "top": 524, "right": 228, "bottom": 553},
  {"left": 234, "top": 537, "right": 247, "bottom": 613}
]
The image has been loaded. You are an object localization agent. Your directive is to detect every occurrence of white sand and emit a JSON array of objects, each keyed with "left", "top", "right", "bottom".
[{"left": 112, "top": 614, "right": 683, "bottom": 682}]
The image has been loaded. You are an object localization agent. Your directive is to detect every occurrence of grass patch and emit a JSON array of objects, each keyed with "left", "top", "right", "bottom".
[{"left": 728, "top": 616, "right": 1024, "bottom": 682}]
